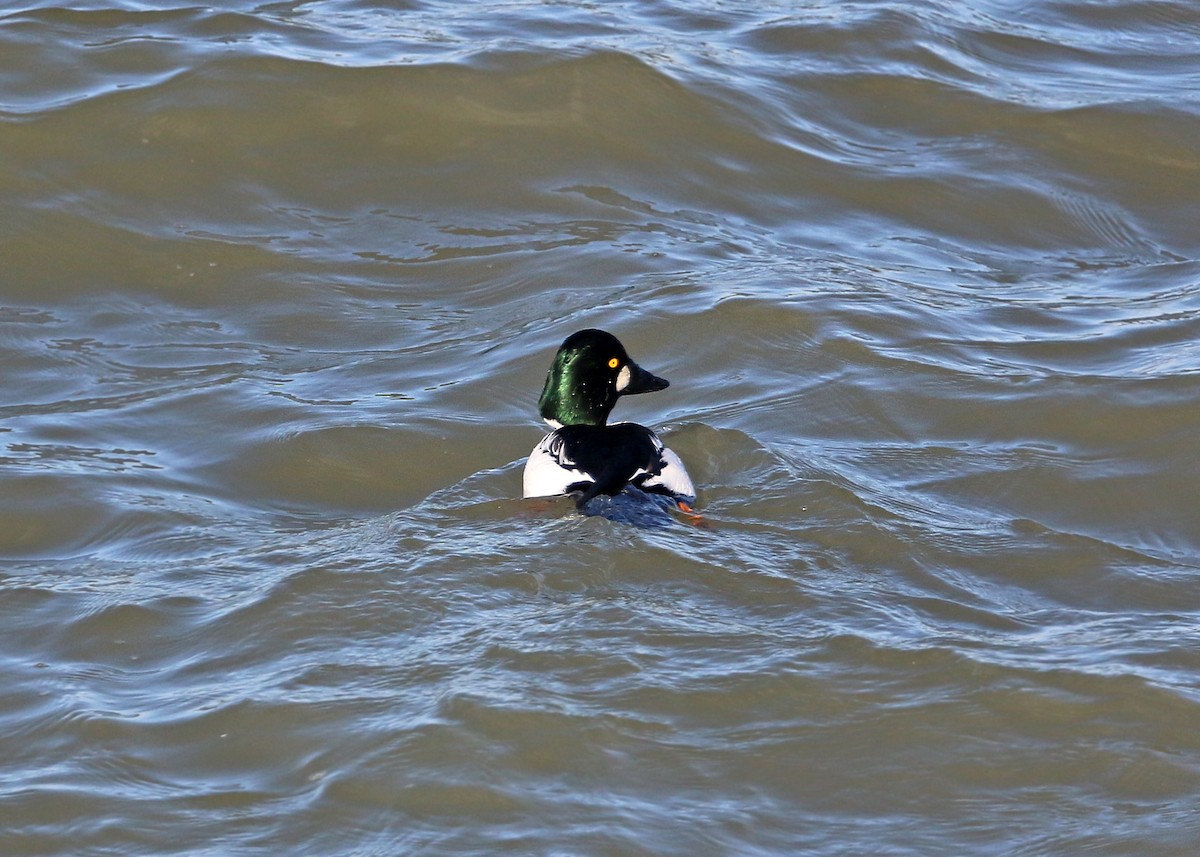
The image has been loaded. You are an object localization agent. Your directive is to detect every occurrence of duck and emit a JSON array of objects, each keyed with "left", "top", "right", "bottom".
[{"left": 522, "top": 328, "right": 696, "bottom": 514}]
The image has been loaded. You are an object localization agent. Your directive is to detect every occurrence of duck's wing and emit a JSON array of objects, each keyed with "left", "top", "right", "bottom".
[
  {"left": 632, "top": 437, "right": 696, "bottom": 502},
  {"left": 522, "top": 431, "right": 591, "bottom": 498}
]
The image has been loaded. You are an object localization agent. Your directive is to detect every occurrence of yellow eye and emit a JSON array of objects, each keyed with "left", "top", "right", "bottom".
[{"left": 608, "top": 357, "right": 620, "bottom": 369}]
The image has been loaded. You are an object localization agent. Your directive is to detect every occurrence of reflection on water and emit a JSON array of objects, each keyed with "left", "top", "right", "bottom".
[{"left": 2, "top": 1, "right": 1199, "bottom": 854}]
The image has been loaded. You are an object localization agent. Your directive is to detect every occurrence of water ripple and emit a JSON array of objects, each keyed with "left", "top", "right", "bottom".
[{"left": 3, "top": 1, "right": 1200, "bottom": 853}]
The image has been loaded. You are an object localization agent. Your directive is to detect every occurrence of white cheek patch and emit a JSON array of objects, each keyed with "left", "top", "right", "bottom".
[{"left": 615, "top": 364, "right": 631, "bottom": 392}]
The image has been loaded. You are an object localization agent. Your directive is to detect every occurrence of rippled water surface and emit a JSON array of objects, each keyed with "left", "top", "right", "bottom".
[{"left": 3, "top": 1, "right": 1199, "bottom": 853}]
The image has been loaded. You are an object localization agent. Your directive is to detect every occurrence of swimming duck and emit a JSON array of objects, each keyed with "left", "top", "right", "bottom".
[{"left": 522, "top": 329, "right": 696, "bottom": 513}]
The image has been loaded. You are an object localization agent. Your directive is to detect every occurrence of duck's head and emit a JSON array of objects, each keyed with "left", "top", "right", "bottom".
[{"left": 537, "top": 329, "right": 669, "bottom": 427}]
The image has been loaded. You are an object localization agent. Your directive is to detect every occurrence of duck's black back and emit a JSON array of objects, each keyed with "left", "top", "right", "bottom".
[{"left": 550, "top": 423, "right": 664, "bottom": 506}]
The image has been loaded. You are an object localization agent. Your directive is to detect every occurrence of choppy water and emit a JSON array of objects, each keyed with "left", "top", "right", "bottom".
[{"left": 3, "top": 1, "right": 1199, "bottom": 853}]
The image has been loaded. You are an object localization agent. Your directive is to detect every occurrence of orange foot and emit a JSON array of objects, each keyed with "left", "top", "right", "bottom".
[{"left": 675, "top": 500, "right": 708, "bottom": 527}]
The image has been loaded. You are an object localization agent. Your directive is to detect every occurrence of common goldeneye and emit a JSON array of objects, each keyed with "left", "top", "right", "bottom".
[{"left": 522, "top": 329, "right": 696, "bottom": 514}]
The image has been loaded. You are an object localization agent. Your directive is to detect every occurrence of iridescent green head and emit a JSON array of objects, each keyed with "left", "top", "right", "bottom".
[{"left": 537, "top": 329, "right": 669, "bottom": 427}]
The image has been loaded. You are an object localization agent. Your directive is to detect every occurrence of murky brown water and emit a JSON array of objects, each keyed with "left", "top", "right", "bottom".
[{"left": 2, "top": 1, "right": 1199, "bottom": 854}]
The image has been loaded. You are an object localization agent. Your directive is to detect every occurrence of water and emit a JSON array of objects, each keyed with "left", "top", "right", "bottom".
[{"left": 2, "top": 1, "right": 1199, "bottom": 853}]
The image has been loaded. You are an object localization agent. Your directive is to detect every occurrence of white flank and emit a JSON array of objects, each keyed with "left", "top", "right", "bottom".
[{"left": 523, "top": 434, "right": 583, "bottom": 498}]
